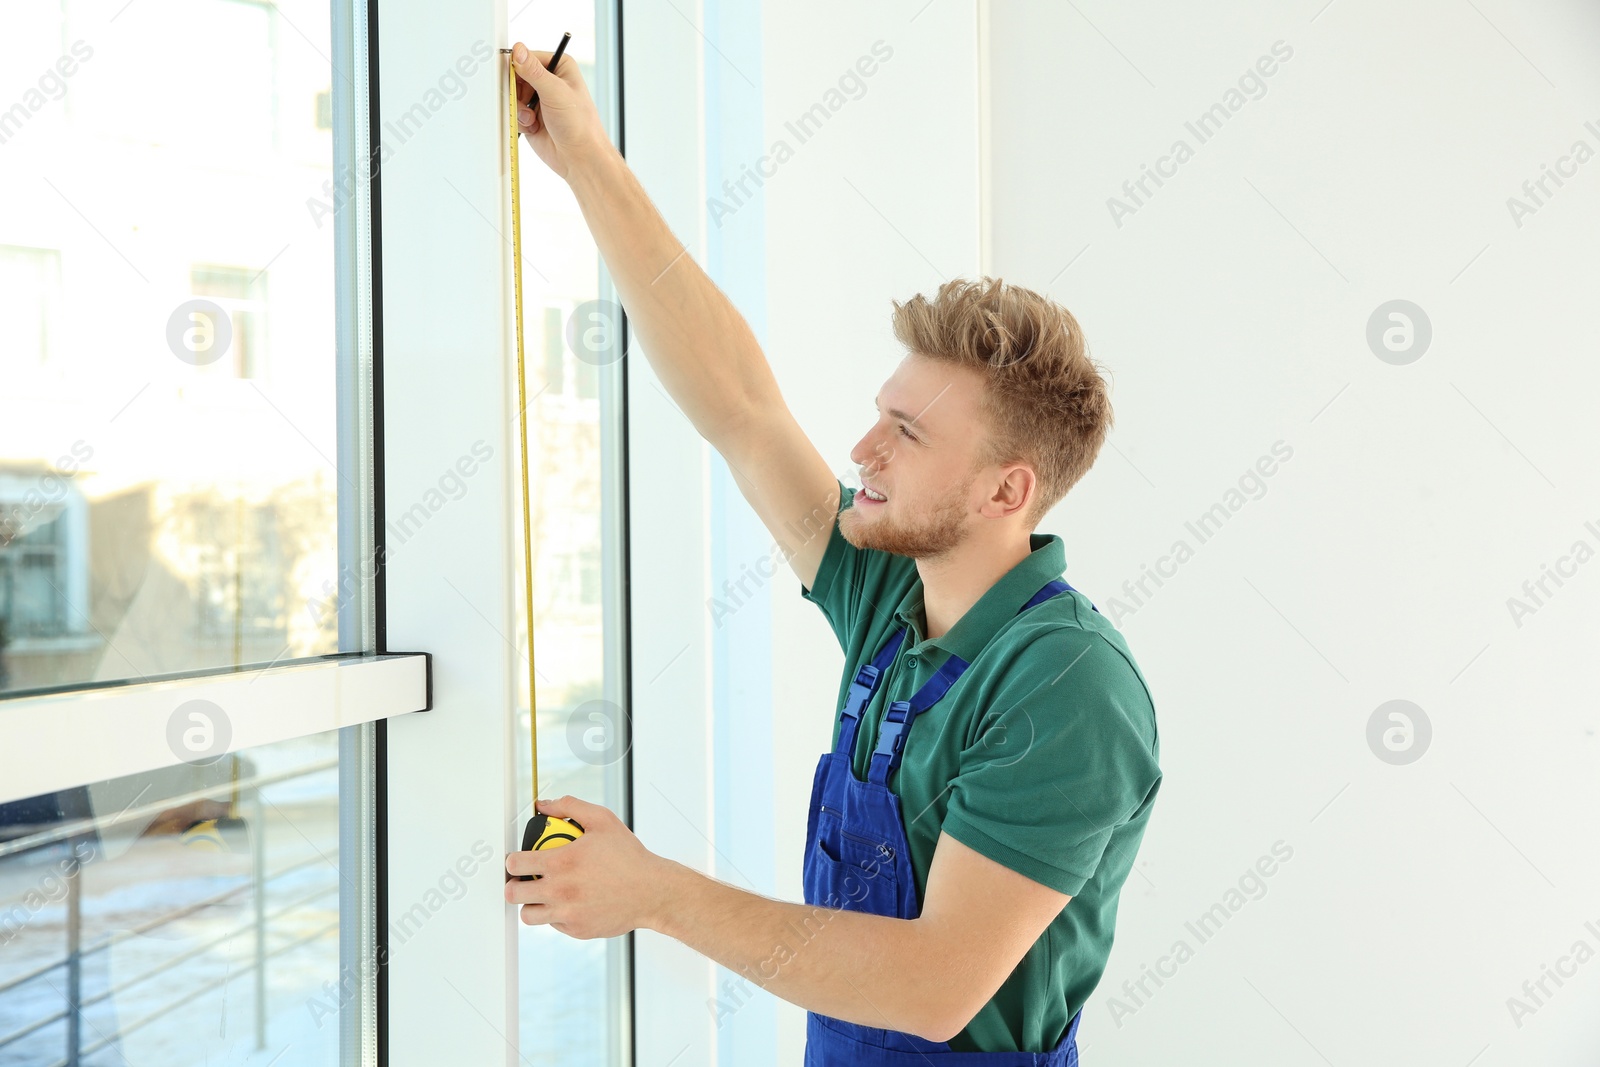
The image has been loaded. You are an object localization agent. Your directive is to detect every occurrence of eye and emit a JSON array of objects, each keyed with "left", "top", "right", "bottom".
[{"left": 898, "top": 424, "right": 916, "bottom": 441}]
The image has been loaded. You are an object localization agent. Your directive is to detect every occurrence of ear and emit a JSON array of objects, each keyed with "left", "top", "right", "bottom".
[{"left": 982, "top": 464, "right": 1035, "bottom": 521}]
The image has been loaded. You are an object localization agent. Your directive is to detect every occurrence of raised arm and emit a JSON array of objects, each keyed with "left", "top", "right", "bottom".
[{"left": 511, "top": 44, "right": 841, "bottom": 589}]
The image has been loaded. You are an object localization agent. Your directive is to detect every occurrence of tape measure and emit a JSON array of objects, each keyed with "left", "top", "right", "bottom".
[{"left": 504, "top": 42, "right": 584, "bottom": 878}]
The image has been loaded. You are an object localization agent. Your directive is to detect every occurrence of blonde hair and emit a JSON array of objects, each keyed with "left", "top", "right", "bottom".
[{"left": 890, "top": 277, "right": 1113, "bottom": 527}]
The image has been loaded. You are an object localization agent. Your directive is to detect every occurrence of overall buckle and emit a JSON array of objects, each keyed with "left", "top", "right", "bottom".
[
  {"left": 843, "top": 664, "right": 880, "bottom": 719},
  {"left": 872, "top": 700, "right": 914, "bottom": 758}
]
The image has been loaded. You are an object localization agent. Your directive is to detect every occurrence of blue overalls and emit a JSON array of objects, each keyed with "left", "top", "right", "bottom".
[{"left": 802, "top": 578, "right": 1093, "bottom": 1065}]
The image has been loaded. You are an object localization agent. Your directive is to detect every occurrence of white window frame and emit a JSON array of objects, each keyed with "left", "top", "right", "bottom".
[
  {"left": 372, "top": 0, "right": 521, "bottom": 1057},
  {"left": 0, "top": 653, "right": 428, "bottom": 805},
  {"left": 378, "top": 0, "right": 644, "bottom": 1060}
]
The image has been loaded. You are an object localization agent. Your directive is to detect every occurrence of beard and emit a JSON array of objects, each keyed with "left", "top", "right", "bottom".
[{"left": 839, "top": 477, "right": 973, "bottom": 559}]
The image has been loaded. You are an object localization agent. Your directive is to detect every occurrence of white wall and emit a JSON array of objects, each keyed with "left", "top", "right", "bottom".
[
  {"left": 984, "top": 1, "right": 1600, "bottom": 1064},
  {"left": 640, "top": 1, "right": 1600, "bottom": 1064}
]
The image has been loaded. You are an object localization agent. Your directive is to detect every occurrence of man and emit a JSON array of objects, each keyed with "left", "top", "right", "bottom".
[{"left": 503, "top": 43, "right": 1161, "bottom": 1062}]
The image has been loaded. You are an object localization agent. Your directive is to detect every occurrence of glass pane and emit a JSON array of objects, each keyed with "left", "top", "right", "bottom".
[
  {"left": 508, "top": 2, "right": 630, "bottom": 1063},
  {"left": 0, "top": 731, "right": 344, "bottom": 1066},
  {"left": 0, "top": 0, "right": 343, "bottom": 694}
]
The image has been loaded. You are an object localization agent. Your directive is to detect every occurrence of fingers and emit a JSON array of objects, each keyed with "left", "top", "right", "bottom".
[
  {"left": 505, "top": 856, "right": 561, "bottom": 918},
  {"left": 534, "top": 793, "right": 604, "bottom": 824},
  {"left": 509, "top": 42, "right": 568, "bottom": 93},
  {"left": 509, "top": 44, "right": 561, "bottom": 136},
  {"left": 505, "top": 849, "right": 537, "bottom": 879},
  {"left": 511, "top": 66, "right": 540, "bottom": 130},
  {"left": 512, "top": 890, "right": 554, "bottom": 926},
  {"left": 505, "top": 861, "right": 554, "bottom": 896},
  {"left": 506, "top": 843, "right": 574, "bottom": 879},
  {"left": 506, "top": 859, "right": 565, "bottom": 926}
]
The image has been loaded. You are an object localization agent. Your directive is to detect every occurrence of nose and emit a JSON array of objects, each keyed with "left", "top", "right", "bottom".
[{"left": 850, "top": 421, "right": 890, "bottom": 478}]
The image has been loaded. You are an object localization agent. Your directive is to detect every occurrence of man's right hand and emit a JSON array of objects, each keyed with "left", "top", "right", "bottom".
[{"left": 510, "top": 41, "right": 610, "bottom": 181}]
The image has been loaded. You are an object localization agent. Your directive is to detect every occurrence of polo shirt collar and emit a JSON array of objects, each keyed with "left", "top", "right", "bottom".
[{"left": 892, "top": 533, "right": 1068, "bottom": 663}]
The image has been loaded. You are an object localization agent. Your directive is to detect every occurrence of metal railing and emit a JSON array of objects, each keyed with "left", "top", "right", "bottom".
[{"left": 0, "top": 759, "right": 341, "bottom": 1066}]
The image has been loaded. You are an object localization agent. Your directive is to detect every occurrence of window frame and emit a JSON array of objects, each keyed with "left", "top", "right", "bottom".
[{"left": 377, "top": 0, "right": 634, "bottom": 1059}]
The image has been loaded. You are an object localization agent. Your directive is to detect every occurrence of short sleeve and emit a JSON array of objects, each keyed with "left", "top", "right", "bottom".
[{"left": 940, "top": 629, "right": 1162, "bottom": 896}]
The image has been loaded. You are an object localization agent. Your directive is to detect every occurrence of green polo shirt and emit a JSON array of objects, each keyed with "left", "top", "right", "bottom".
[{"left": 801, "top": 480, "right": 1162, "bottom": 1053}]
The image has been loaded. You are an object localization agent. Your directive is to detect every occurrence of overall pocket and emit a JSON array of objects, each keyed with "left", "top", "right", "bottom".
[{"left": 807, "top": 806, "right": 900, "bottom": 915}]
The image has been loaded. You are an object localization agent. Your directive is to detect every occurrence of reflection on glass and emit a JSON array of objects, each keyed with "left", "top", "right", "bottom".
[
  {"left": 0, "top": 733, "right": 342, "bottom": 1066},
  {"left": 509, "top": 3, "right": 628, "bottom": 1064},
  {"left": 0, "top": 0, "right": 341, "bottom": 694}
]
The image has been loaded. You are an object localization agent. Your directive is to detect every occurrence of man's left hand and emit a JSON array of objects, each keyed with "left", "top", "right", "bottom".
[{"left": 504, "top": 795, "right": 675, "bottom": 939}]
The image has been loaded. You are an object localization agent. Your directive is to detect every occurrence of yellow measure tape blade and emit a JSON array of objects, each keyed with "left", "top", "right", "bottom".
[{"left": 507, "top": 54, "right": 540, "bottom": 808}]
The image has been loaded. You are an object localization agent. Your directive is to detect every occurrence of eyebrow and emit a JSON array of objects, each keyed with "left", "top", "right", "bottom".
[{"left": 874, "top": 395, "right": 927, "bottom": 429}]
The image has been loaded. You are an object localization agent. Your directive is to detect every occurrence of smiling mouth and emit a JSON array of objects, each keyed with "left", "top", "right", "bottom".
[{"left": 856, "top": 487, "right": 887, "bottom": 506}]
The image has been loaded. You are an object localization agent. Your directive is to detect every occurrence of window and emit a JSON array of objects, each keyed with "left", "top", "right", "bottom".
[
  {"left": 543, "top": 305, "right": 566, "bottom": 395},
  {"left": 0, "top": 0, "right": 407, "bottom": 1063},
  {"left": 0, "top": 509, "right": 67, "bottom": 640},
  {"left": 510, "top": 3, "right": 630, "bottom": 1063},
  {"left": 190, "top": 266, "right": 270, "bottom": 380},
  {"left": 0, "top": 732, "right": 345, "bottom": 1066},
  {"left": 0, "top": 463, "right": 91, "bottom": 673},
  {"left": 2, "top": 0, "right": 629, "bottom": 1060},
  {"left": 0, "top": 0, "right": 340, "bottom": 693},
  {"left": 0, "top": 247, "right": 62, "bottom": 370},
  {"left": 181, "top": 495, "right": 297, "bottom": 644}
]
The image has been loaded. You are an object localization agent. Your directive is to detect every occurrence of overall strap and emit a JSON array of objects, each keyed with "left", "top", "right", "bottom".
[
  {"left": 1022, "top": 577, "right": 1100, "bottom": 614},
  {"left": 834, "top": 626, "right": 906, "bottom": 757},
  {"left": 866, "top": 653, "right": 973, "bottom": 785},
  {"left": 1021, "top": 578, "right": 1072, "bottom": 613},
  {"left": 865, "top": 575, "right": 1094, "bottom": 786}
]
